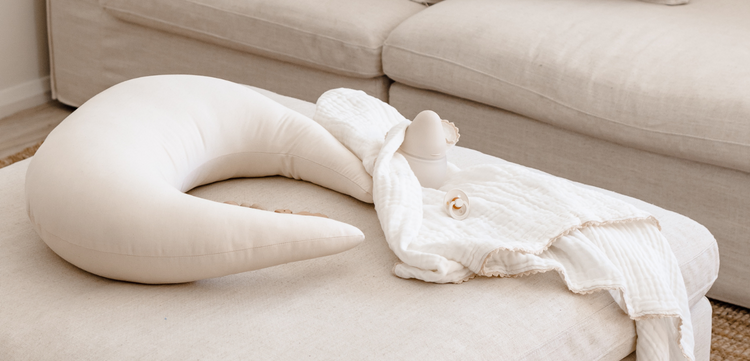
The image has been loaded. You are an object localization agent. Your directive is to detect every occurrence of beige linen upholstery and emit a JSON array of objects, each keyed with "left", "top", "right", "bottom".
[
  {"left": 2, "top": 87, "right": 716, "bottom": 359},
  {"left": 25, "top": 75, "right": 374, "bottom": 283},
  {"left": 1, "top": 156, "right": 715, "bottom": 360},
  {"left": 384, "top": 0, "right": 750, "bottom": 173},
  {"left": 47, "top": 0, "right": 394, "bottom": 107},
  {"left": 99, "top": 0, "right": 424, "bottom": 78},
  {"left": 390, "top": 83, "right": 750, "bottom": 306}
]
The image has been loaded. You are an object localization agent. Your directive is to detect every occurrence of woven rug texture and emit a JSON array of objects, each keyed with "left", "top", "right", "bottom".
[
  {"left": 712, "top": 299, "right": 750, "bottom": 360},
  {"left": 0, "top": 141, "right": 43, "bottom": 169},
  {"left": 1, "top": 146, "right": 749, "bottom": 360}
]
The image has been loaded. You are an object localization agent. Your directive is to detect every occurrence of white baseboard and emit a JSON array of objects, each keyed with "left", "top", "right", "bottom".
[{"left": 0, "top": 76, "right": 52, "bottom": 120}]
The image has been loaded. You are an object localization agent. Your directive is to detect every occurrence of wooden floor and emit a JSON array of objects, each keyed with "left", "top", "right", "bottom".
[{"left": 0, "top": 101, "right": 75, "bottom": 160}]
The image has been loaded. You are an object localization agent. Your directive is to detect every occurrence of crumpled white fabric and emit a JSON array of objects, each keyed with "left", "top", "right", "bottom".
[{"left": 314, "top": 88, "right": 694, "bottom": 361}]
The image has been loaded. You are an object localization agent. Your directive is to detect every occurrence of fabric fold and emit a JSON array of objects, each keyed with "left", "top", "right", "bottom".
[{"left": 313, "top": 88, "right": 694, "bottom": 361}]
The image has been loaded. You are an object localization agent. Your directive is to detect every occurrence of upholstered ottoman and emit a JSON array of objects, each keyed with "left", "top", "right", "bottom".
[{"left": 0, "top": 85, "right": 718, "bottom": 360}]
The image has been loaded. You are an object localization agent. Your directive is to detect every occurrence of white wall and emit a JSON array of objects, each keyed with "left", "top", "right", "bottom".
[{"left": 0, "top": 0, "right": 51, "bottom": 119}]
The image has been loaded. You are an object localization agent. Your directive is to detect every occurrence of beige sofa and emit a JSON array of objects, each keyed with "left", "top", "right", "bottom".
[{"left": 47, "top": 0, "right": 749, "bottom": 309}]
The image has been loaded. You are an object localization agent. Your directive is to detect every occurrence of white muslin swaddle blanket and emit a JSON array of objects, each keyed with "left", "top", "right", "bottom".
[{"left": 313, "top": 89, "right": 694, "bottom": 361}]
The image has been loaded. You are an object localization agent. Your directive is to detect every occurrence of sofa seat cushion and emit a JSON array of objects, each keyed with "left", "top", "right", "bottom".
[
  {"left": 383, "top": 0, "right": 750, "bottom": 173},
  {"left": 99, "top": 0, "right": 425, "bottom": 78},
  {"left": 2, "top": 152, "right": 718, "bottom": 359}
]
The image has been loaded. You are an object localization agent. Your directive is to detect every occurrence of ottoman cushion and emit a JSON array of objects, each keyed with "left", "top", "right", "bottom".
[{"left": 0, "top": 86, "right": 718, "bottom": 360}]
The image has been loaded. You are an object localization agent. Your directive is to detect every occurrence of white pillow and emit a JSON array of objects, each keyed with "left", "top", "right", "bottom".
[{"left": 25, "top": 75, "right": 373, "bottom": 283}]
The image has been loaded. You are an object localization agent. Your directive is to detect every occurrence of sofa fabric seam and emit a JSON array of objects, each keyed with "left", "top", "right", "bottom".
[{"left": 679, "top": 246, "right": 720, "bottom": 306}]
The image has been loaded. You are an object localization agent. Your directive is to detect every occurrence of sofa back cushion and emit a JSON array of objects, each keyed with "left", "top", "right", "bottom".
[
  {"left": 99, "top": 0, "right": 425, "bottom": 78},
  {"left": 384, "top": 0, "right": 750, "bottom": 173}
]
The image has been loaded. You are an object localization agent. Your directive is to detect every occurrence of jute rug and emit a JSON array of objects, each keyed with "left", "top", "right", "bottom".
[
  {"left": 0, "top": 140, "right": 43, "bottom": 169},
  {"left": 712, "top": 299, "right": 750, "bottom": 360},
  {"left": 1, "top": 146, "right": 749, "bottom": 360}
]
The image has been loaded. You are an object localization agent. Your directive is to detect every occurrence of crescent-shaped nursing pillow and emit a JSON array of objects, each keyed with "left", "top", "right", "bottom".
[{"left": 25, "top": 75, "right": 374, "bottom": 284}]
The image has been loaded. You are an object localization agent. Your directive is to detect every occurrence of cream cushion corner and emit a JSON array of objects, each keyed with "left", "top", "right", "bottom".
[{"left": 25, "top": 74, "right": 374, "bottom": 284}]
